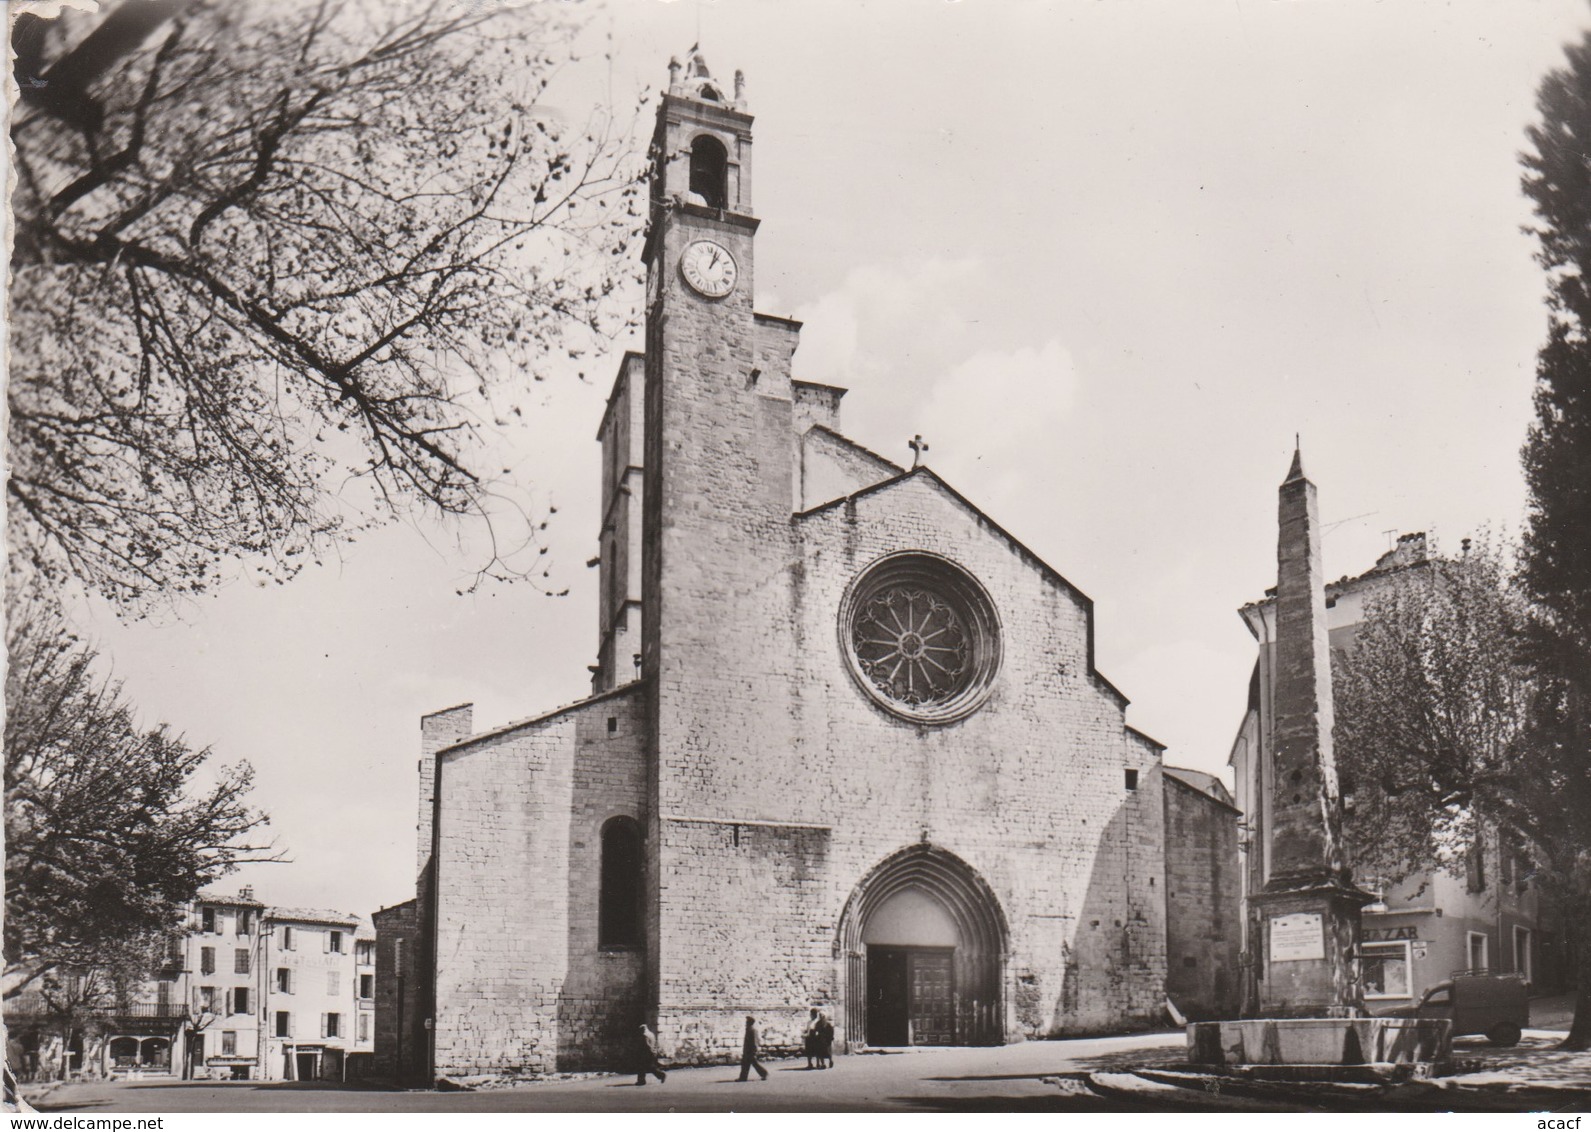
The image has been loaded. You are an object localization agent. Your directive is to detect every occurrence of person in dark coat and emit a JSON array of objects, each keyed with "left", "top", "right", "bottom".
[
  {"left": 634, "top": 1023, "right": 667, "bottom": 1085},
  {"left": 816, "top": 1011, "right": 835, "bottom": 1069},
  {"left": 803, "top": 1007, "right": 820, "bottom": 1069},
  {"left": 737, "top": 1015, "right": 769, "bottom": 1081}
]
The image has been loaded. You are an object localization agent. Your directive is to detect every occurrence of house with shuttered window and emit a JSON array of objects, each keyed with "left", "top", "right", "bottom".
[
  {"left": 11, "top": 890, "right": 376, "bottom": 1083},
  {"left": 259, "top": 907, "right": 375, "bottom": 1081},
  {"left": 181, "top": 889, "right": 266, "bottom": 1080}
]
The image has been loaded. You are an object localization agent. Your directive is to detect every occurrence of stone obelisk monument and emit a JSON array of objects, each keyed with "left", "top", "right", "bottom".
[
  {"left": 1187, "top": 448, "right": 1448, "bottom": 1072},
  {"left": 1249, "top": 445, "right": 1371, "bottom": 1018}
]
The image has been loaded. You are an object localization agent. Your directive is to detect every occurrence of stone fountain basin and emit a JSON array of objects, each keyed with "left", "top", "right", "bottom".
[{"left": 1188, "top": 1017, "right": 1452, "bottom": 1069}]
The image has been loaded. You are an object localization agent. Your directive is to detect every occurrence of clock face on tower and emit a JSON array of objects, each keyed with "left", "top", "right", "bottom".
[{"left": 680, "top": 239, "right": 738, "bottom": 298}]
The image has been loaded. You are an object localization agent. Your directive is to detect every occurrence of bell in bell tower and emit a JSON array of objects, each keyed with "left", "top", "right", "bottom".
[{"left": 654, "top": 48, "right": 751, "bottom": 214}]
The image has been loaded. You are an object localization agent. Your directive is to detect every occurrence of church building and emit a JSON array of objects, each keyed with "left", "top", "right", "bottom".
[{"left": 379, "top": 55, "right": 1172, "bottom": 1079}]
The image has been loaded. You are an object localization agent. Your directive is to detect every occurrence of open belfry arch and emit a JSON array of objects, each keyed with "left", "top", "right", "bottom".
[{"left": 388, "top": 51, "right": 1172, "bottom": 1079}]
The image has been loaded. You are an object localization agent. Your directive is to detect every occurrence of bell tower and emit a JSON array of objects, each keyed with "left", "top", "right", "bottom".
[
  {"left": 637, "top": 52, "right": 804, "bottom": 1032},
  {"left": 641, "top": 51, "right": 756, "bottom": 320},
  {"left": 639, "top": 48, "right": 779, "bottom": 697}
]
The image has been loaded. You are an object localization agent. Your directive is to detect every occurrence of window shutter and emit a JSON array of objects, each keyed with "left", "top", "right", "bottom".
[{"left": 320, "top": 1013, "right": 328, "bottom": 1038}]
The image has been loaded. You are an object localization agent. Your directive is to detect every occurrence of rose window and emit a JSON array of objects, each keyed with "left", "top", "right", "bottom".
[
  {"left": 853, "top": 588, "right": 969, "bottom": 706},
  {"left": 841, "top": 553, "right": 1000, "bottom": 724}
]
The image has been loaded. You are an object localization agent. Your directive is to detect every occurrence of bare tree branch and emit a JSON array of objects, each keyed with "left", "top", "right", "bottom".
[{"left": 10, "top": 0, "right": 649, "bottom": 611}]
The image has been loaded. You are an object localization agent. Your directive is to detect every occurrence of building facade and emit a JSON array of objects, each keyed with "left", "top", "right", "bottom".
[
  {"left": 188, "top": 894, "right": 376, "bottom": 1082},
  {"left": 1228, "top": 531, "right": 1550, "bottom": 1013},
  {"left": 370, "top": 897, "right": 424, "bottom": 1083},
  {"left": 7, "top": 890, "right": 374, "bottom": 1082},
  {"left": 6, "top": 959, "right": 188, "bottom": 1082},
  {"left": 1161, "top": 768, "right": 1243, "bottom": 1021},
  {"left": 257, "top": 908, "right": 374, "bottom": 1082},
  {"left": 1354, "top": 854, "right": 1547, "bottom": 1011},
  {"left": 385, "top": 53, "right": 1174, "bottom": 1080},
  {"left": 183, "top": 890, "right": 266, "bottom": 1079}
]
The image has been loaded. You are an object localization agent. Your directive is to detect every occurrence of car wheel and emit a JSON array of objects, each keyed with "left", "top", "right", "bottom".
[{"left": 1486, "top": 1024, "right": 1522, "bottom": 1047}]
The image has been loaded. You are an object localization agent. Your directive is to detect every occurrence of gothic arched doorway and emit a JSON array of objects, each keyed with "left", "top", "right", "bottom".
[{"left": 837, "top": 844, "right": 1009, "bottom": 1048}]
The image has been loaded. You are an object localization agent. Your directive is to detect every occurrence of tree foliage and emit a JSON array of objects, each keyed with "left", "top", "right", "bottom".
[
  {"left": 1334, "top": 539, "right": 1591, "bottom": 1048},
  {"left": 1519, "top": 24, "right": 1591, "bottom": 1050},
  {"left": 3, "top": 605, "right": 272, "bottom": 1000},
  {"left": 9, "top": 0, "right": 647, "bottom": 609},
  {"left": 10, "top": 933, "right": 174, "bottom": 1081},
  {"left": 1334, "top": 541, "right": 1538, "bottom": 880},
  {"left": 1522, "top": 28, "right": 1591, "bottom": 668}
]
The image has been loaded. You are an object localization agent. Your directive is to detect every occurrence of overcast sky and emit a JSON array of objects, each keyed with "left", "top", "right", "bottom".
[{"left": 66, "top": 0, "right": 1589, "bottom": 916}]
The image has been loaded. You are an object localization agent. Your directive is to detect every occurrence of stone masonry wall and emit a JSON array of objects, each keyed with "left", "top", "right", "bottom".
[
  {"left": 417, "top": 705, "right": 473, "bottom": 876},
  {"left": 644, "top": 187, "right": 810, "bottom": 1054},
  {"left": 806, "top": 478, "right": 1165, "bottom": 1041},
  {"left": 655, "top": 818, "right": 834, "bottom": 1062},
  {"left": 790, "top": 379, "right": 844, "bottom": 436},
  {"left": 1163, "top": 776, "right": 1242, "bottom": 1020},
  {"left": 595, "top": 353, "right": 646, "bottom": 693},
  {"left": 371, "top": 899, "right": 423, "bottom": 1082},
  {"left": 431, "top": 685, "right": 646, "bottom": 1076},
  {"left": 640, "top": 472, "right": 1166, "bottom": 1054}
]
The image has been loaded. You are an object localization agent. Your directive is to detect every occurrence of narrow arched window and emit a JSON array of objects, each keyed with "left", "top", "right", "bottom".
[
  {"left": 689, "top": 135, "right": 728, "bottom": 210},
  {"left": 599, "top": 817, "right": 642, "bottom": 948}
]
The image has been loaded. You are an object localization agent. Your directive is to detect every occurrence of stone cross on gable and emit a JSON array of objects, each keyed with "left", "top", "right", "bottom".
[{"left": 908, "top": 435, "right": 929, "bottom": 469}]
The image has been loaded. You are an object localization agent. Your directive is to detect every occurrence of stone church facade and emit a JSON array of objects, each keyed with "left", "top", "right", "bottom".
[{"left": 383, "top": 55, "right": 1171, "bottom": 1079}]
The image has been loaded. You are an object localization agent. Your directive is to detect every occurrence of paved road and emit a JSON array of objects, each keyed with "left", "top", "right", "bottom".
[
  {"left": 33, "top": 1032, "right": 1210, "bottom": 1113},
  {"left": 27, "top": 1028, "right": 1590, "bottom": 1114}
]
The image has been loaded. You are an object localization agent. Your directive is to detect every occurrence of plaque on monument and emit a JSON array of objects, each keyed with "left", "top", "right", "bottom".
[{"left": 1268, "top": 913, "right": 1325, "bottom": 962}]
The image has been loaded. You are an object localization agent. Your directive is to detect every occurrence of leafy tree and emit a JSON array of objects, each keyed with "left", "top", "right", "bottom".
[
  {"left": 3, "top": 604, "right": 272, "bottom": 1005},
  {"left": 1522, "top": 28, "right": 1591, "bottom": 668},
  {"left": 1334, "top": 540, "right": 1591, "bottom": 1049},
  {"left": 8, "top": 0, "right": 646, "bottom": 609},
  {"left": 10, "top": 934, "right": 175, "bottom": 1081},
  {"left": 1335, "top": 542, "right": 1532, "bottom": 878},
  {"left": 1520, "top": 23, "right": 1591, "bottom": 1052}
]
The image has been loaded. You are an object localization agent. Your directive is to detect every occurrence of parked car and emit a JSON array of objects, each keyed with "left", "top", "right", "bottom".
[{"left": 1385, "top": 971, "right": 1529, "bottom": 1046}]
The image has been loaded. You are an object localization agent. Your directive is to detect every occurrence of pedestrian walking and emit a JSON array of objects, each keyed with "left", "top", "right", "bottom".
[
  {"left": 817, "top": 1010, "right": 835, "bottom": 1069},
  {"left": 737, "top": 1015, "right": 769, "bottom": 1081},
  {"left": 803, "top": 1006, "right": 821, "bottom": 1069},
  {"left": 633, "top": 1023, "right": 667, "bottom": 1085}
]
